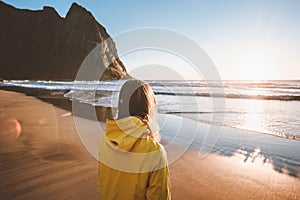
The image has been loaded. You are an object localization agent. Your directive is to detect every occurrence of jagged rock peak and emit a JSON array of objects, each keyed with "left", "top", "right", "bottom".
[
  {"left": 41, "top": 6, "right": 61, "bottom": 19},
  {"left": 66, "top": 2, "right": 92, "bottom": 19}
]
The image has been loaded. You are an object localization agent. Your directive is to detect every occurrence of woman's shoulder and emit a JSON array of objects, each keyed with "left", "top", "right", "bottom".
[{"left": 136, "top": 136, "right": 166, "bottom": 154}]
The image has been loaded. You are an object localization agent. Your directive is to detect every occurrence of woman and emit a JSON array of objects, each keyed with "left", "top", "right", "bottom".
[{"left": 98, "top": 79, "right": 171, "bottom": 200}]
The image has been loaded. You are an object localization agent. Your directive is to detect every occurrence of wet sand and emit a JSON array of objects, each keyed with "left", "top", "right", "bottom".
[
  {"left": 170, "top": 151, "right": 300, "bottom": 200},
  {"left": 0, "top": 90, "right": 299, "bottom": 200}
]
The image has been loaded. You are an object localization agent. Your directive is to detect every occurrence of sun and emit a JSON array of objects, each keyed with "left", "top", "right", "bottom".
[
  {"left": 233, "top": 50, "right": 274, "bottom": 80},
  {"left": 222, "top": 40, "right": 281, "bottom": 81}
]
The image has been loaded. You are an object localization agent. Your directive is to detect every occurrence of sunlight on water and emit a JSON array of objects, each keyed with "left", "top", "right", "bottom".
[{"left": 240, "top": 100, "right": 267, "bottom": 134}]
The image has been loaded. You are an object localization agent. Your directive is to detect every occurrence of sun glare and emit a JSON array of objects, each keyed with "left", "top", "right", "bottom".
[
  {"left": 241, "top": 100, "right": 267, "bottom": 134},
  {"left": 223, "top": 40, "right": 281, "bottom": 81},
  {"left": 234, "top": 51, "right": 274, "bottom": 80}
]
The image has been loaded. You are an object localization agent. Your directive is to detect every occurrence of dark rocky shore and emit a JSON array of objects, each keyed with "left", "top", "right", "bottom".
[{"left": 0, "top": 1, "right": 128, "bottom": 80}]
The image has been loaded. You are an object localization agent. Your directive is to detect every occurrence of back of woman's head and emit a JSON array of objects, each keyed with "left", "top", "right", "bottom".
[
  {"left": 118, "top": 79, "right": 160, "bottom": 141},
  {"left": 118, "top": 79, "right": 156, "bottom": 122}
]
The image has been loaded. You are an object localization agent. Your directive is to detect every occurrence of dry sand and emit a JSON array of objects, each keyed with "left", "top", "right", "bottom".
[
  {"left": 0, "top": 90, "right": 98, "bottom": 200},
  {"left": 0, "top": 90, "right": 299, "bottom": 200}
]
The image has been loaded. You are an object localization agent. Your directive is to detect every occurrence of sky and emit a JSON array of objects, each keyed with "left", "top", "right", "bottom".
[{"left": 3, "top": 0, "right": 300, "bottom": 80}]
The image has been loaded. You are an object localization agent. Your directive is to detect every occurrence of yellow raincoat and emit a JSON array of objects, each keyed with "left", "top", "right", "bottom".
[{"left": 98, "top": 116, "right": 171, "bottom": 200}]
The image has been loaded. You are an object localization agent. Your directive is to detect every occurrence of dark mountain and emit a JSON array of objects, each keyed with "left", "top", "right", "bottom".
[{"left": 0, "top": 1, "right": 128, "bottom": 80}]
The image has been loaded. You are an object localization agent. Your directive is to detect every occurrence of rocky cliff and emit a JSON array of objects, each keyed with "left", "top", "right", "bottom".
[{"left": 0, "top": 1, "right": 128, "bottom": 80}]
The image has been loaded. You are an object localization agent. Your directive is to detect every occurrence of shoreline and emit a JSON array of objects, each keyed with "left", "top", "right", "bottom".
[
  {"left": 2, "top": 85, "right": 300, "bottom": 142},
  {"left": 157, "top": 112, "right": 300, "bottom": 178},
  {"left": 0, "top": 89, "right": 300, "bottom": 199},
  {"left": 1, "top": 86, "right": 300, "bottom": 176},
  {"left": 0, "top": 86, "right": 116, "bottom": 122},
  {"left": 1, "top": 86, "right": 300, "bottom": 168}
]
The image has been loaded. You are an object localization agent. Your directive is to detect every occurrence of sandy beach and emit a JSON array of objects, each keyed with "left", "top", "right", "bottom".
[
  {"left": 0, "top": 90, "right": 99, "bottom": 199},
  {"left": 1, "top": 89, "right": 299, "bottom": 200},
  {"left": 170, "top": 151, "right": 300, "bottom": 199}
]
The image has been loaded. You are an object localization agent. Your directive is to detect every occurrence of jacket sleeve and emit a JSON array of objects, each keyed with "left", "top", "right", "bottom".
[{"left": 145, "top": 147, "right": 171, "bottom": 200}]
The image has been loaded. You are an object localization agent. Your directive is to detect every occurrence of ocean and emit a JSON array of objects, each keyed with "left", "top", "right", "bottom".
[{"left": 1, "top": 79, "right": 300, "bottom": 141}]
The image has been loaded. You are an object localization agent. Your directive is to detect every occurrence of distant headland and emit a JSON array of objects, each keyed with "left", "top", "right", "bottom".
[{"left": 0, "top": 1, "right": 128, "bottom": 80}]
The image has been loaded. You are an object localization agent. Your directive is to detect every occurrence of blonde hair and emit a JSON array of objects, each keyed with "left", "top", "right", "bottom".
[{"left": 118, "top": 79, "right": 160, "bottom": 141}]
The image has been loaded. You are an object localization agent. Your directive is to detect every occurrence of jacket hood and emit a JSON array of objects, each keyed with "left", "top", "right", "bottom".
[{"left": 105, "top": 116, "right": 149, "bottom": 151}]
